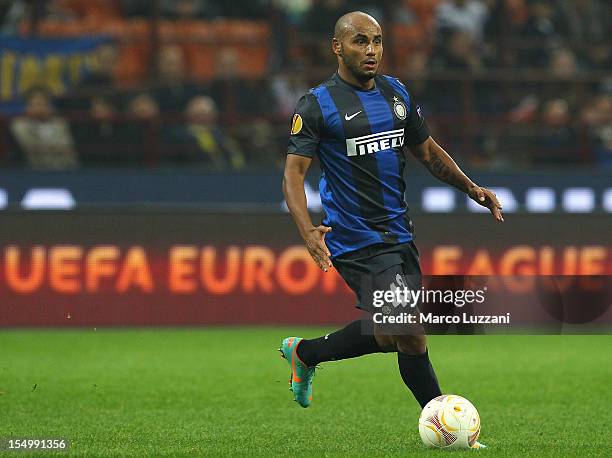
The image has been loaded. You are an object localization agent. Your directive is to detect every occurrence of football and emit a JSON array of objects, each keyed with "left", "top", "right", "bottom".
[{"left": 418, "top": 395, "right": 481, "bottom": 449}]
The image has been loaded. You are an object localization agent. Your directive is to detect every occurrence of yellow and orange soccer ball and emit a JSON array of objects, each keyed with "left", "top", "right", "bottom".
[{"left": 418, "top": 395, "right": 481, "bottom": 449}]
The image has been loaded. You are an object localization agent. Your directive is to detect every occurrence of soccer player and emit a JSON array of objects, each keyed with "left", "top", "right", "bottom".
[{"left": 279, "top": 11, "right": 502, "bottom": 444}]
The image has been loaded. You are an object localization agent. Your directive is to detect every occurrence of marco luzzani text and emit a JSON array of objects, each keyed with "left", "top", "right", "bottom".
[{"left": 371, "top": 287, "right": 511, "bottom": 325}]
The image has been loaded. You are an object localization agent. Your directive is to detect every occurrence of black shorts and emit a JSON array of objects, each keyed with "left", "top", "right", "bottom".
[{"left": 333, "top": 241, "right": 423, "bottom": 316}]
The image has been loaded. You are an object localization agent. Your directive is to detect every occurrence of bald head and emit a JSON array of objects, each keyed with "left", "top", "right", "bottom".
[
  {"left": 332, "top": 11, "right": 383, "bottom": 87},
  {"left": 334, "top": 11, "right": 381, "bottom": 41}
]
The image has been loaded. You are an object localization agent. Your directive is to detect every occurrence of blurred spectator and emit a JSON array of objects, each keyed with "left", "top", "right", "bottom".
[
  {"left": 401, "top": 52, "right": 443, "bottom": 116},
  {"left": 124, "top": 93, "right": 161, "bottom": 165},
  {"left": 9, "top": 87, "right": 78, "bottom": 169},
  {"left": 210, "top": 49, "right": 241, "bottom": 114},
  {"left": 521, "top": 0, "right": 562, "bottom": 38},
  {"left": 272, "top": 0, "right": 312, "bottom": 25},
  {"left": 586, "top": 43, "right": 612, "bottom": 70},
  {"left": 543, "top": 48, "right": 582, "bottom": 109},
  {"left": 0, "top": 0, "right": 609, "bottom": 172},
  {"left": 482, "top": 0, "right": 529, "bottom": 67},
  {"left": 128, "top": 93, "right": 160, "bottom": 119},
  {"left": 58, "top": 42, "right": 120, "bottom": 112},
  {"left": 435, "top": 0, "right": 489, "bottom": 41},
  {"left": 558, "top": 0, "right": 612, "bottom": 69},
  {"left": 403, "top": 52, "right": 429, "bottom": 78},
  {"left": 549, "top": 48, "right": 579, "bottom": 78},
  {"left": 519, "top": 0, "right": 563, "bottom": 67},
  {"left": 1, "top": 0, "right": 82, "bottom": 33},
  {"left": 559, "top": 0, "right": 608, "bottom": 43},
  {"left": 242, "top": 119, "right": 282, "bottom": 167},
  {"left": 509, "top": 94, "right": 539, "bottom": 123},
  {"left": 210, "top": 49, "right": 274, "bottom": 115},
  {"left": 153, "top": 44, "right": 202, "bottom": 113},
  {"left": 581, "top": 94, "right": 612, "bottom": 167},
  {"left": 84, "top": 43, "right": 119, "bottom": 88},
  {"left": 428, "top": 27, "right": 498, "bottom": 115},
  {"left": 0, "top": 0, "right": 27, "bottom": 34},
  {"left": 208, "top": 48, "right": 275, "bottom": 165},
  {"left": 301, "top": 0, "right": 355, "bottom": 66},
  {"left": 430, "top": 30, "right": 483, "bottom": 71},
  {"left": 165, "top": 96, "right": 245, "bottom": 168},
  {"left": 240, "top": 79, "right": 276, "bottom": 114},
  {"left": 271, "top": 73, "right": 309, "bottom": 117},
  {"left": 537, "top": 98, "right": 577, "bottom": 165},
  {"left": 73, "top": 96, "right": 130, "bottom": 166},
  {"left": 483, "top": 0, "right": 528, "bottom": 37},
  {"left": 393, "top": 0, "right": 424, "bottom": 27}
]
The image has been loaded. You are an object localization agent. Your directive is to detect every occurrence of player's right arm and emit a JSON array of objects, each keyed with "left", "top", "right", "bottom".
[
  {"left": 283, "top": 93, "right": 332, "bottom": 272},
  {"left": 283, "top": 155, "right": 332, "bottom": 272}
]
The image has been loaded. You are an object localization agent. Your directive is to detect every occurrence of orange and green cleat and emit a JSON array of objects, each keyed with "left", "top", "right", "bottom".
[{"left": 279, "top": 337, "right": 316, "bottom": 408}]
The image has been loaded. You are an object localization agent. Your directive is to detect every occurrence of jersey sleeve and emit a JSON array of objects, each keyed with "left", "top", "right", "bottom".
[
  {"left": 404, "top": 98, "right": 430, "bottom": 146},
  {"left": 287, "top": 93, "right": 323, "bottom": 158}
]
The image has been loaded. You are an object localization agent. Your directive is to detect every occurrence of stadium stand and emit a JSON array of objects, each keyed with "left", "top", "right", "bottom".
[{"left": 0, "top": 0, "right": 610, "bottom": 169}]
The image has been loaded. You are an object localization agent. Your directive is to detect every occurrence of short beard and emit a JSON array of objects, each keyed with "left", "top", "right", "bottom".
[{"left": 341, "top": 54, "right": 375, "bottom": 82}]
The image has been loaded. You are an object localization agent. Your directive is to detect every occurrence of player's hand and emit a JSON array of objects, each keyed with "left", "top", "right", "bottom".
[
  {"left": 468, "top": 186, "right": 504, "bottom": 222},
  {"left": 304, "top": 225, "right": 333, "bottom": 272}
]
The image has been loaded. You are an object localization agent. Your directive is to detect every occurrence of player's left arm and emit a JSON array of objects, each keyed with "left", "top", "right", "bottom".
[
  {"left": 409, "top": 137, "right": 503, "bottom": 222},
  {"left": 399, "top": 93, "right": 503, "bottom": 222}
]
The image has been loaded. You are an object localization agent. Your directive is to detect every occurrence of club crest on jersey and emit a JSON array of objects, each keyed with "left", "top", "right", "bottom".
[
  {"left": 393, "top": 98, "right": 407, "bottom": 120},
  {"left": 290, "top": 113, "right": 303, "bottom": 135},
  {"left": 345, "top": 128, "right": 405, "bottom": 156}
]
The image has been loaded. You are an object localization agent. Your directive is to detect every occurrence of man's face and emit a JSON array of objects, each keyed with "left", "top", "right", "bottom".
[
  {"left": 334, "top": 21, "right": 383, "bottom": 82},
  {"left": 186, "top": 97, "right": 217, "bottom": 125},
  {"left": 129, "top": 95, "right": 159, "bottom": 120},
  {"left": 26, "top": 93, "right": 53, "bottom": 120},
  {"left": 159, "top": 45, "right": 185, "bottom": 81}
]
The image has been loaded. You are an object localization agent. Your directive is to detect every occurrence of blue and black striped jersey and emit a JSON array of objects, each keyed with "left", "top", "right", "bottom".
[{"left": 287, "top": 73, "right": 430, "bottom": 258}]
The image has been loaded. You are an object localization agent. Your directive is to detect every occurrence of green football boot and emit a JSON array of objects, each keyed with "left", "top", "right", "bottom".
[{"left": 279, "top": 337, "right": 316, "bottom": 408}]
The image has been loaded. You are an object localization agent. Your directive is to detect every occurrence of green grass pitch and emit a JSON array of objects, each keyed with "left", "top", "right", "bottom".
[{"left": 0, "top": 328, "right": 610, "bottom": 456}]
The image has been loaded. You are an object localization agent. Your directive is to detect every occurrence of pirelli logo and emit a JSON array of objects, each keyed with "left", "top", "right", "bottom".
[{"left": 345, "top": 128, "right": 405, "bottom": 157}]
